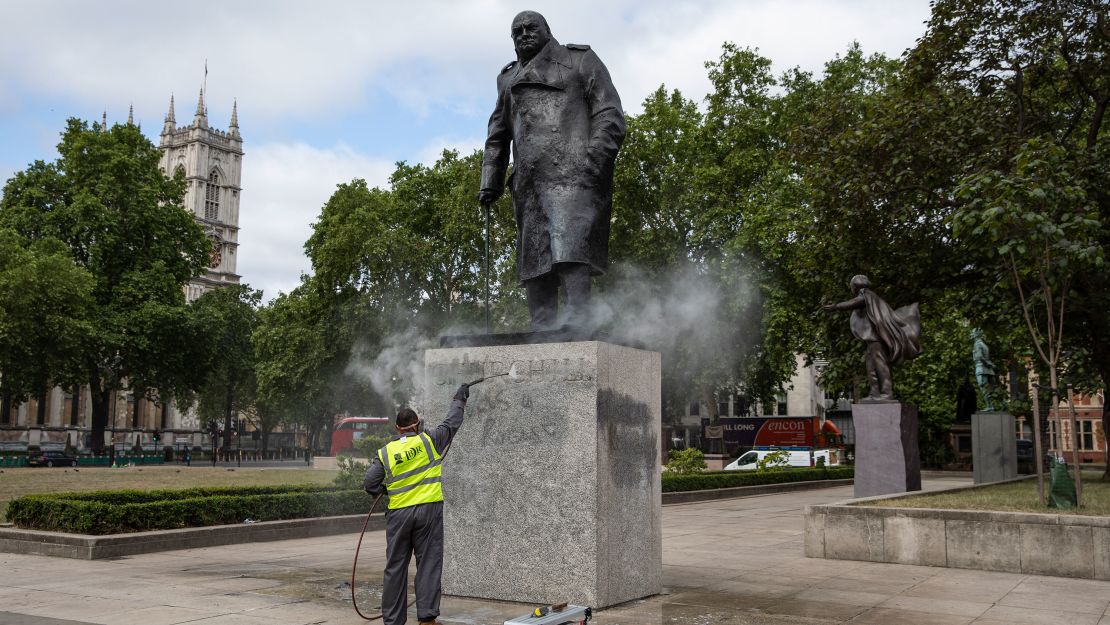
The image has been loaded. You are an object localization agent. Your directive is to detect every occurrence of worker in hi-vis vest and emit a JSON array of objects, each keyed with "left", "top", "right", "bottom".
[{"left": 362, "top": 383, "right": 469, "bottom": 625}]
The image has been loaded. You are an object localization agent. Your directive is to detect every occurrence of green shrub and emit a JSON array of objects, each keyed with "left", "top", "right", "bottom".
[
  {"left": 756, "top": 449, "right": 791, "bottom": 472},
  {"left": 334, "top": 456, "right": 369, "bottom": 490},
  {"left": 665, "top": 448, "right": 707, "bottom": 474},
  {"left": 661, "top": 467, "right": 853, "bottom": 492},
  {"left": 5, "top": 485, "right": 374, "bottom": 534},
  {"left": 353, "top": 434, "right": 391, "bottom": 459}
]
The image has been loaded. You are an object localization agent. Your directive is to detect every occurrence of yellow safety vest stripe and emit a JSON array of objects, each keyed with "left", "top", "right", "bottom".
[{"left": 378, "top": 432, "right": 444, "bottom": 509}]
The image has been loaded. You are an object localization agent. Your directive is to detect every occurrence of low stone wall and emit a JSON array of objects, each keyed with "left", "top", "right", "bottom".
[
  {"left": 312, "top": 455, "right": 339, "bottom": 470},
  {"left": 805, "top": 483, "right": 1110, "bottom": 580},
  {"left": 0, "top": 513, "right": 384, "bottom": 560},
  {"left": 662, "top": 478, "right": 853, "bottom": 504}
]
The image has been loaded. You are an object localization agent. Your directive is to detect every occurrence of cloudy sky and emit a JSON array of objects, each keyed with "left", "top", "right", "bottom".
[{"left": 0, "top": 0, "right": 931, "bottom": 300}]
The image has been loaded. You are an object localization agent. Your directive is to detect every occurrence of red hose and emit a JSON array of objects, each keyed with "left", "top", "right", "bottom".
[{"left": 350, "top": 493, "right": 385, "bottom": 620}]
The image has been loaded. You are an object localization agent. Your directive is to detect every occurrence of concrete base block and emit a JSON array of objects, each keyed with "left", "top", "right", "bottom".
[
  {"left": 1094, "top": 527, "right": 1110, "bottom": 581},
  {"left": 945, "top": 520, "right": 1021, "bottom": 573},
  {"left": 852, "top": 402, "right": 921, "bottom": 498},
  {"left": 972, "top": 412, "right": 1016, "bottom": 484},
  {"left": 823, "top": 512, "right": 884, "bottom": 562},
  {"left": 884, "top": 516, "right": 946, "bottom": 566},
  {"left": 1020, "top": 523, "right": 1095, "bottom": 578},
  {"left": 803, "top": 507, "right": 826, "bottom": 558},
  {"left": 425, "top": 341, "right": 662, "bottom": 609}
]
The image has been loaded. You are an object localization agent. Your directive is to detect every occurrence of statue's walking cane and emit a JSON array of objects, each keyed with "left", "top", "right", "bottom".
[{"left": 483, "top": 200, "right": 492, "bottom": 334}]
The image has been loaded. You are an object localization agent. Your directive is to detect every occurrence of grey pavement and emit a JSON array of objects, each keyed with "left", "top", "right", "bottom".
[{"left": 1, "top": 475, "right": 1108, "bottom": 625}]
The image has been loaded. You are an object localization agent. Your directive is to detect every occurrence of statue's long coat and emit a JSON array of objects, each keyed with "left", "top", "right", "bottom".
[{"left": 480, "top": 38, "right": 625, "bottom": 284}]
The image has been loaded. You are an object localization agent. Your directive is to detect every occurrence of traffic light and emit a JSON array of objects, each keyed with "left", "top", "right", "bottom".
[{"left": 152, "top": 430, "right": 161, "bottom": 443}]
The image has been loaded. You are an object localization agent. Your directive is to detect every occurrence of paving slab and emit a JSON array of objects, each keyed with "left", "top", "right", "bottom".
[{"left": 1, "top": 475, "right": 1109, "bottom": 625}]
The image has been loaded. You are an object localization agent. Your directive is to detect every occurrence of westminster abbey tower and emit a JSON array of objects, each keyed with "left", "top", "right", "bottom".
[{"left": 158, "top": 90, "right": 243, "bottom": 301}]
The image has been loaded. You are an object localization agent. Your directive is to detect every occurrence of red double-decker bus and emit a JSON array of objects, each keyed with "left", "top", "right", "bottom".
[{"left": 330, "top": 416, "right": 391, "bottom": 456}]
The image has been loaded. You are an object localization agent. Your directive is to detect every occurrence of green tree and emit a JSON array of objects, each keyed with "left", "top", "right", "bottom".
[
  {"left": 189, "top": 284, "right": 263, "bottom": 451},
  {"left": 607, "top": 82, "right": 773, "bottom": 423},
  {"left": 306, "top": 150, "right": 520, "bottom": 331},
  {"left": 0, "top": 230, "right": 94, "bottom": 416},
  {"left": 907, "top": 0, "right": 1110, "bottom": 474},
  {"left": 253, "top": 277, "right": 380, "bottom": 455},
  {"left": 0, "top": 119, "right": 209, "bottom": 451}
]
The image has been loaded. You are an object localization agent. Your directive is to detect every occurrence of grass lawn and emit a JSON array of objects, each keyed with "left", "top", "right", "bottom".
[
  {"left": 868, "top": 471, "right": 1110, "bottom": 515},
  {"left": 0, "top": 465, "right": 340, "bottom": 523}
]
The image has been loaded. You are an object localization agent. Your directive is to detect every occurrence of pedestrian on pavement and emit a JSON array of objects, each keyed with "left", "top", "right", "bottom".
[{"left": 362, "top": 383, "right": 469, "bottom": 625}]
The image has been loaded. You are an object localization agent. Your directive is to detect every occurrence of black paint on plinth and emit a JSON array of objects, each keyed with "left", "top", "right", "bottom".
[{"left": 439, "top": 325, "right": 644, "bottom": 350}]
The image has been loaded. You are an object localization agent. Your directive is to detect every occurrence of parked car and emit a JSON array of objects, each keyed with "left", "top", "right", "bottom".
[
  {"left": 27, "top": 450, "right": 78, "bottom": 467},
  {"left": 1015, "top": 439, "right": 1034, "bottom": 461}
]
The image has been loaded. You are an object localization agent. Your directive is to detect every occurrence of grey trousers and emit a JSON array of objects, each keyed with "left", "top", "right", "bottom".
[{"left": 382, "top": 501, "right": 443, "bottom": 625}]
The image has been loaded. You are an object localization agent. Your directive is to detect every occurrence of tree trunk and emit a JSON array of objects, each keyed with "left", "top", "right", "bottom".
[
  {"left": 88, "top": 382, "right": 111, "bottom": 454},
  {"left": 1, "top": 389, "right": 11, "bottom": 426},
  {"left": 131, "top": 393, "right": 141, "bottom": 429},
  {"left": 223, "top": 386, "right": 234, "bottom": 451},
  {"left": 36, "top": 388, "right": 47, "bottom": 425}
]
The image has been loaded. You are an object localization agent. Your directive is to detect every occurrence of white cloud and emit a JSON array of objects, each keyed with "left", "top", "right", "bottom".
[
  {"left": 0, "top": 1, "right": 930, "bottom": 121},
  {"left": 238, "top": 142, "right": 394, "bottom": 299}
]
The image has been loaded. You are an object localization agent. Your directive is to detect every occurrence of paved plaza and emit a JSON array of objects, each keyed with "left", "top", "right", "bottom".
[{"left": 1, "top": 475, "right": 1108, "bottom": 625}]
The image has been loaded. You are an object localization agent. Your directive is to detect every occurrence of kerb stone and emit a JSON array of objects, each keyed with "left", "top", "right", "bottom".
[
  {"left": 426, "top": 341, "right": 662, "bottom": 609},
  {"left": 851, "top": 402, "right": 921, "bottom": 498}
]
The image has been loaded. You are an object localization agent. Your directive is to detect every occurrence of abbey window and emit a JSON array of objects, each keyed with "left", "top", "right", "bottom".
[{"left": 204, "top": 171, "right": 220, "bottom": 220}]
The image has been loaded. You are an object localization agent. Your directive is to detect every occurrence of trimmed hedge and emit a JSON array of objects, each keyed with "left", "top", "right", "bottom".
[
  {"left": 661, "top": 467, "right": 853, "bottom": 493},
  {"left": 8, "top": 469, "right": 855, "bottom": 534},
  {"left": 6, "top": 485, "right": 373, "bottom": 535}
]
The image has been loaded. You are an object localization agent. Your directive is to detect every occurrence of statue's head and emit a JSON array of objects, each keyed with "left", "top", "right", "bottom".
[
  {"left": 511, "top": 11, "right": 552, "bottom": 63},
  {"left": 970, "top": 328, "right": 983, "bottom": 340},
  {"left": 849, "top": 274, "right": 872, "bottom": 294}
]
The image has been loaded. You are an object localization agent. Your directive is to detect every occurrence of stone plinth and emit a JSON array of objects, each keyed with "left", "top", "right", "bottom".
[
  {"left": 972, "top": 412, "right": 1016, "bottom": 484},
  {"left": 852, "top": 402, "right": 921, "bottom": 498},
  {"left": 424, "top": 341, "right": 662, "bottom": 609}
]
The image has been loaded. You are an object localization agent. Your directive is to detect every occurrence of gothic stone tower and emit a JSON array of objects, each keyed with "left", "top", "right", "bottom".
[{"left": 158, "top": 90, "right": 243, "bottom": 302}]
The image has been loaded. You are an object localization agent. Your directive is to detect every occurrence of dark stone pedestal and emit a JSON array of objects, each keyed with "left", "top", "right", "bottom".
[
  {"left": 972, "top": 412, "right": 1016, "bottom": 484},
  {"left": 852, "top": 402, "right": 921, "bottom": 498}
]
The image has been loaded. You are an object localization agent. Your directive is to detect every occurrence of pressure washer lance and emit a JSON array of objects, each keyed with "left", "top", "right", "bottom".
[
  {"left": 467, "top": 371, "right": 509, "bottom": 386},
  {"left": 350, "top": 374, "right": 509, "bottom": 620}
]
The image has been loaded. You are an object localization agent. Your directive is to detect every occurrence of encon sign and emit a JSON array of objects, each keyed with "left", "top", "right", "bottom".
[{"left": 709, "top": 417, "right": 818, "bottom": 448}]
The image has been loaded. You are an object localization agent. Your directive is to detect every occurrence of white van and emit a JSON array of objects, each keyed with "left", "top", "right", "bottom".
[{"left": 724, "top": 448, "right": 839, "bottom": 471}]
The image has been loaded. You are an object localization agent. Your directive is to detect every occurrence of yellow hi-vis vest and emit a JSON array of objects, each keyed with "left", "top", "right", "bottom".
[{"left": 377, "top": 432, "right": 444, "bottom": 509}]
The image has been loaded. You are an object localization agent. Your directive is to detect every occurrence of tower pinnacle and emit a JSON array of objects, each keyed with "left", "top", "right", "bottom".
[
  {"left": 162, "top": 95, "right": 176, "bottom": 135},
  {"left": 229, "top": 99, "right": 239, "bottom": 137},
  {"left": 194, "top": 87, "right": 207, "bottom": 126},
  {"left": 127, "top": 103, "right": 134, "bottom": 125},
  {"left": 101, "top": 110, "right": 108, "bottom": 133}
]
